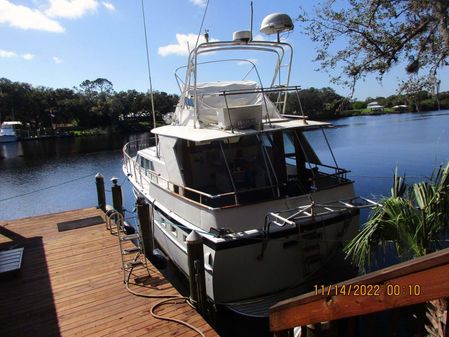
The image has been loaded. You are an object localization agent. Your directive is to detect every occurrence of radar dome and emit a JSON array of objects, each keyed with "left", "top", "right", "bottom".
[{"left": 260, "top": 13, "right": 294, "bottom": 35}]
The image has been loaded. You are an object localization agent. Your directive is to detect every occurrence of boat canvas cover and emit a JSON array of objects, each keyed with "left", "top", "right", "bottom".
[{"left": 176, "top": 81, "right": 281, "bottom": 126}]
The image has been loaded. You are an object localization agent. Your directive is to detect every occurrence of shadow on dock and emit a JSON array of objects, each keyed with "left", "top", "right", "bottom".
[
  {"left": 0, "top": 226, "right": 60, "bottom": 336},
  {"left": 0, "top": 208, "right": 217, "bottom": 337}
]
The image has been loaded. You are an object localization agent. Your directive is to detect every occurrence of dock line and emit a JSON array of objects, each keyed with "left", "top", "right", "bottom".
[{"left": 0, "top": 172, "right": 96, "bottom": 202}]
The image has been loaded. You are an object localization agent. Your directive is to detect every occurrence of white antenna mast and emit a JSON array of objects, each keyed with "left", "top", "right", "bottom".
[
  {"left": 192, "top": 0, "right": 211, "bottom": 128},
  {"left": 140, "top": 0, "right": 158, "bottom": 155},
  {"left": 250, "top": 1, "right": 254, "bottom": 41}
]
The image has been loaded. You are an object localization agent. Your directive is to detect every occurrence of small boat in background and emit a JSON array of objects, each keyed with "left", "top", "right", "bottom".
[{"left": 0, "top": 121, "right": 22, "bottom": 143}]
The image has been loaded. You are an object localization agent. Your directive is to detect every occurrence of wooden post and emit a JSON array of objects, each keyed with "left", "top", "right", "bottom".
[
  {"left": 95, "top": 173, "right": 106, "bottom": 212},
  {"left": 111, "top": 177, "right": 123, "bottom": 216},
  {"left": 136, "top": 197, "right": 153, "bottom": 258},
  {"left": 186, "top": 231, "right": 207, "bottom": 316}
]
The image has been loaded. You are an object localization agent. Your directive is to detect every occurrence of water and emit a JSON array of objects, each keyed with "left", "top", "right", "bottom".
[
  {"left": 1, "top": 111, "right": 449, "bottom": 221},
  {"left": 0, "top": 133, "right": 148, "bottom": 221},
  {"left": 329, "top": 110, "right": 449, "bottom": 198}
]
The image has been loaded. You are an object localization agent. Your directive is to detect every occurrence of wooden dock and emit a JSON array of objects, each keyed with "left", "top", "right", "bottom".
[{"left": 0, "top": 207, "right": 218, "bottom": 337}]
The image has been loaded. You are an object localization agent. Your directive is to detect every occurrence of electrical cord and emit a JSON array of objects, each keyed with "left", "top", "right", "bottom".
[{"left": 124, "top": 267, "right": 206, "bottom": 337}]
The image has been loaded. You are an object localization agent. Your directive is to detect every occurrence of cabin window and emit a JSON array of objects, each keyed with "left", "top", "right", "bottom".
[
  {"left": 137, "top": 156, "right": 154, "bottom": 171},
  {"left": 143, "top": 158, "right": 154, "bottom": 171},
  {"left": 175, "top": 128, "right": 348, "bottom": 206},
  {"left": 178, "top": 139, "right": 233, "bottom": 195}
]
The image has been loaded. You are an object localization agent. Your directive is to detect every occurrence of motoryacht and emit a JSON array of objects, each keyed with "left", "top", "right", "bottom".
[
  {"left": 0, "top": 121, "right": 22, "bottom": 143},
  {"left": 123, "top": 13, "right": 372, "bottom": 316}
]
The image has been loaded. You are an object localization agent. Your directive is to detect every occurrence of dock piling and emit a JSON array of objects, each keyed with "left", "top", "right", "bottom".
[
  {"left": 186, "top": 231, "right": 207, "bottom": 316},
  {"left": 95, "top": 173, "right": 106, "bottom": 212},
  {"left": 111, "top": 177, "right": 123, "bottom": 216},
  {"left": 136, "top": 197, "right": 153, "bottom": 258}
]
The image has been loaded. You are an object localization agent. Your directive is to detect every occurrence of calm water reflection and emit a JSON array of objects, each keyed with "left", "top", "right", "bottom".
[
  {"left": 1, "top": 110, "right": 449, "bottom": 221},
  {"left": 0, "top": 133, "right": 149, "bottom": 220}
]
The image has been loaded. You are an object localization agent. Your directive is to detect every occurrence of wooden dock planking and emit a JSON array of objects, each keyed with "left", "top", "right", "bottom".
[{"left": 0, "top": 208, "right": 218, "bottom": 337}]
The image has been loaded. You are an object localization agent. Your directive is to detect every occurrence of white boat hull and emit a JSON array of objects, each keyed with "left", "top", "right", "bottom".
[{"left": 132, "top": 181, "right": 359, "bottom": 306}]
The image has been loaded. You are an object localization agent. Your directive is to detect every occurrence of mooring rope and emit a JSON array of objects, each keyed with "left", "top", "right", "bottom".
[{"left": 0, "top": 172, "right": 96, "bottom": 203}]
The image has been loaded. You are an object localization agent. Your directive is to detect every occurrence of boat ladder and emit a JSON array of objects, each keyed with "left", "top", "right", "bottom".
[
  {"left": 107, "top": 210, "right": 150, "bottom": 283},
  {"left": 266, "top": 196, "right": 380, "bottom": 228}
]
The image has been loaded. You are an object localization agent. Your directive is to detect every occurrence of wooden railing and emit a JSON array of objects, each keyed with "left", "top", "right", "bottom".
[{"left": 270, "top": 247, "right": 449, "bottom": 336}]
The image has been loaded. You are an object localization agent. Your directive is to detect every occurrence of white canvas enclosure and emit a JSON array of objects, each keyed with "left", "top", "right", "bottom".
[{"left": 175, "top": 81, "right": 281, "bottom": 126}]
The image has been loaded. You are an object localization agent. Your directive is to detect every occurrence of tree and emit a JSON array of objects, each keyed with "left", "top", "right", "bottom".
[
  {"left": 77, "top": 78, "right": 115, "bottom": 126},
  {"left": 352, "top": 101, "right": 366, "bottom": 110},
  {"left": 298, "top": 0, "right": 449, "bottom": 94},
  {"left": 398, "top": 75, "right": 433, "bottom": 111},
  {"left": 345, "top": 162, "right": 449, "bottom": 335}
]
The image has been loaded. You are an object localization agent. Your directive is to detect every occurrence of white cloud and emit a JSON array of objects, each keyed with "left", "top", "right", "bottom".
[
  {"left": 253, "top": 34, "right": 267, "bottom": 41},
  {"left": 189, "top": 0, "right": 206, "bottom": 7},
  {"left": 45, "top": 0, "right": 99, "bottom": 19},
  {"left": 0, "top": 0, "right": 64, "bottom": 32},
  {"left": 158, "top": 33, "right": 218, "bottom": 57},
  {"left": 52, "top": 56, "right": 63, "bottom": 63},
  {"left": 102, "top": 1, "right": 114, "bottom": 11},
  {"left": 21, "top": 53, "right": 35, "bottom": 60},
  {"left": 0, "top": 49, "right": 17, "bottom": 58},
  {"left": 0, "top": 49, "right": 36, "bottom": 60}
]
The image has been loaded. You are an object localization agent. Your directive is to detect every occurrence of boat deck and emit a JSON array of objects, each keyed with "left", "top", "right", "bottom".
[{"left": 0, "top": 207, "right": 218, "bottom": 336}]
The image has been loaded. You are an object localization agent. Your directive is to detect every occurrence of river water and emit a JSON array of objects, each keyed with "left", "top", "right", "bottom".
[{"left": 2, "top": 110, "right": 449, "bottom": 221}]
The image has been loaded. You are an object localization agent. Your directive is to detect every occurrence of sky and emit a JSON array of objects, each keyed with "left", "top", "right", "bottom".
[{"left": 1, "top": 0, "right": 448, "bottom": 101}]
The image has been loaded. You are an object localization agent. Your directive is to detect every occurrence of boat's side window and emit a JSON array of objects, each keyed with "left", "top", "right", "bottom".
[
  {"left": 137, "top": 156, "right": 155, "bottom": 172},
  {"left": 144, "top": 158, "right": 154, "bottom": 171},
  {"left": 283, "top": 132, "right": 296, "bottom": 166},
  {"left": 260, "top": 133, "right": 273, "bottom": 148}
]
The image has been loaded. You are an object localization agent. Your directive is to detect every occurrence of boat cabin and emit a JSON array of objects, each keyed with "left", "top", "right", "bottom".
[{"left": 135, "top": 120, "right": 350, "bottom": 209}]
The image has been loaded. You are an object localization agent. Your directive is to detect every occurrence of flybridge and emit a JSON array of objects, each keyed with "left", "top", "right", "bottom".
[{"left": 168, "top": 13, "right": 297, "bottom": 130}]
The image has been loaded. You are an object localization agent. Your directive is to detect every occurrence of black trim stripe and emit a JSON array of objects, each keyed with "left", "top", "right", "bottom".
[{"left": 153, "top": 202, "right": 359, "bottom": 252}]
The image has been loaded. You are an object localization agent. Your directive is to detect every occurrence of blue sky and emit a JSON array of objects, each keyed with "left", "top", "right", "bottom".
[{"left": 1, "top": 0, "right": 448, "bottom": 100}]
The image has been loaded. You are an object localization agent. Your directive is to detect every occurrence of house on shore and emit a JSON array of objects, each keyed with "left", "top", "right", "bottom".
[
  {"left": 367, "top": 101, "right": 384, "bottom": 112},
  {"left": 393, "top": 105, "right": 408, "bottom": 112}
]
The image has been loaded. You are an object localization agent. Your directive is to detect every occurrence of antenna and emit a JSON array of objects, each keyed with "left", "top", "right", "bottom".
[
  {"left": 194, "top": 0, "right": 210, "bottom": 50},
  {"left": 140, "top": 0, "right": 158, "bottom": 156},
  {"left": 250, "top": 1, "right": 253, "bottom": 41}
]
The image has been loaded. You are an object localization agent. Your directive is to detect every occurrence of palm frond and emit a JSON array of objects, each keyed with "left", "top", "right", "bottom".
[
  {"left": 345, "top": 161, "right": 449, "bottom": 269},
  {"left": 391, "top": 167, "right": 407, "bottom": 198}
]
